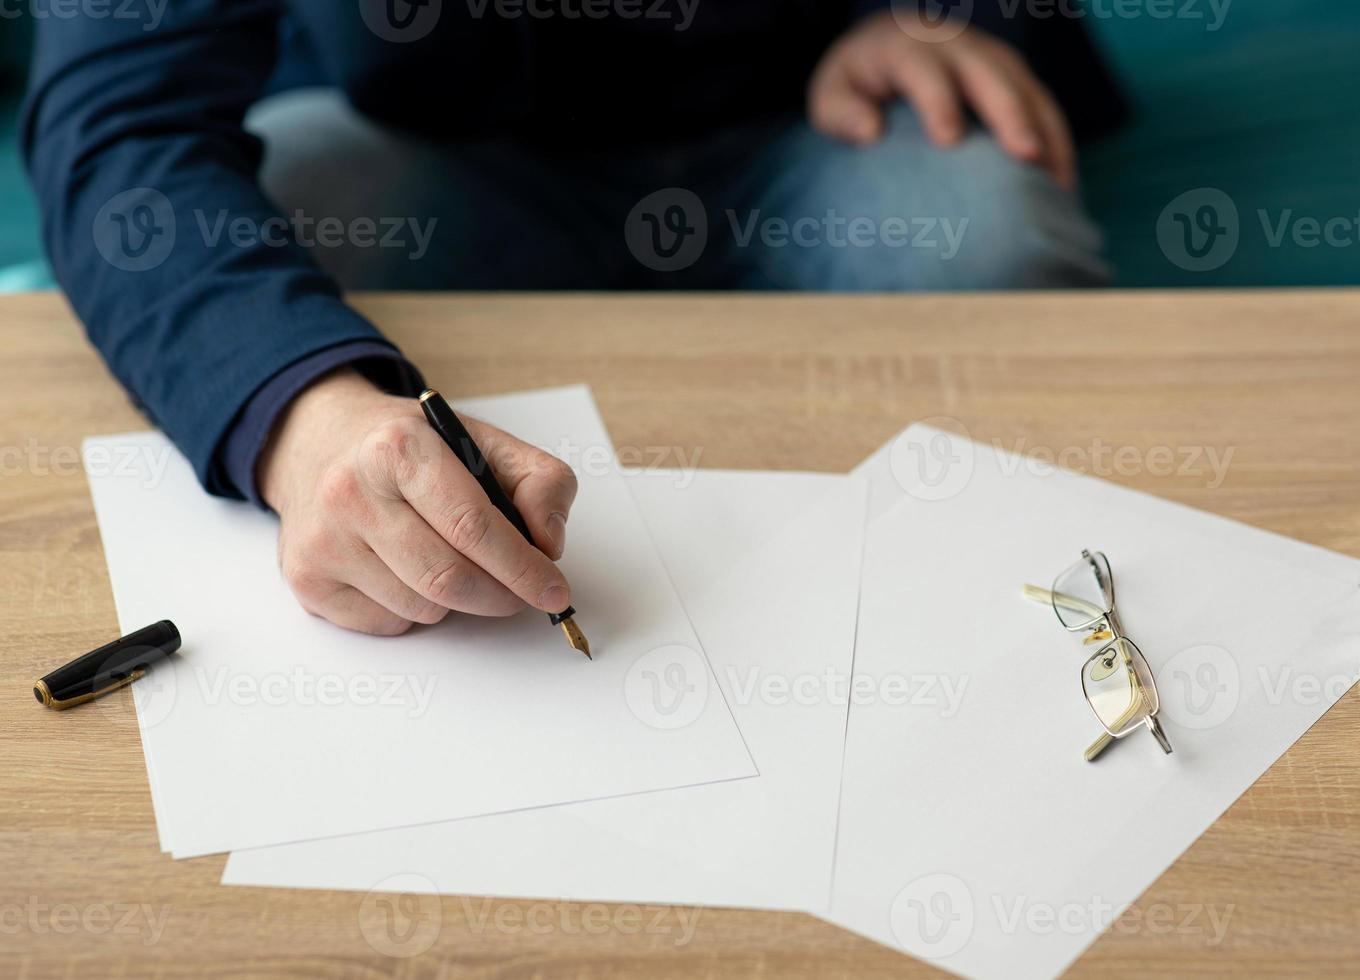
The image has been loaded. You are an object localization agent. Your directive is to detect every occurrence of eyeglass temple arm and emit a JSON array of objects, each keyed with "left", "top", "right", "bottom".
[
  {"left": 1022, "top": 584, "right": 1108, "bottom": 621},
  {"left": 1084, "top": 695, "right": 1142, "bottom": 762},
  {"left": 1088, "top": 716, "right": 1173, "bottom": 760},
  {"left": 1084, "top": 731, "right": 1115, "bottom": 762},
  {"left": 1082, "top": 661, "right": 1145, "bottom": 762}
]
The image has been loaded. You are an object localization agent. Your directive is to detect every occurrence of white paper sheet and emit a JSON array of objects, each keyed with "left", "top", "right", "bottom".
[
  {"left": 825, "top": 425, "right": 1360, "bottom": 979},
  {"left": 221, "top": 469, "right": 867, "bottom": 911},
  {"left": 84, "top": 386, "right": 756, "bottom": 859}
]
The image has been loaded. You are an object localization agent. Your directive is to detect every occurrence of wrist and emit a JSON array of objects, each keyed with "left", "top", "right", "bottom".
[{"left": 257, "top": 367, "right": 386, "bottom": 513}]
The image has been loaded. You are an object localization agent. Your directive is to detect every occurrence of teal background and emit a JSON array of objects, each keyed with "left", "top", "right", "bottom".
[
  {"left": 1, "top": 16, "right": 43, "bottom": 288},
  {"left": 2, "top": 4, "right": 1358, "bottom": 289},
  {"left": 1079, "top": 0, "right": 1360, "bottom": 286}
]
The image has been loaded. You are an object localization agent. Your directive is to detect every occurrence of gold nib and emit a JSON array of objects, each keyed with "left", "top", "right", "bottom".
[{"left": 560, "top": 617, "right": 591, "bottom": 659}]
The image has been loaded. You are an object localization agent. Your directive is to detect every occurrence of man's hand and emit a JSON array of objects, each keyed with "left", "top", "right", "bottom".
[
  {"left": 808, "top": 11, "right": 1076, "bottom": 189},
  {"left": 258, "top": 369, "right": 578, "bottom": 635}
]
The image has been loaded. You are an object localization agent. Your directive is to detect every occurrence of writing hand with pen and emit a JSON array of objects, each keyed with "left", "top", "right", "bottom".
[{"left": 257, "top": 368, "right": 583, "bottom": 645}]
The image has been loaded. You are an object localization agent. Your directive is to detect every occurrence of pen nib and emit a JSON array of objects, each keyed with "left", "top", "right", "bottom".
[{"left": 560, "top": 617, "right": 591, "bottom": 659}]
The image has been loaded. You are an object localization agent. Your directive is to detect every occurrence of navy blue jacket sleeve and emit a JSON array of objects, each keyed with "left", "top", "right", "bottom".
[{"left": 20, "top": 0, "right": 412, "bottom": 497}]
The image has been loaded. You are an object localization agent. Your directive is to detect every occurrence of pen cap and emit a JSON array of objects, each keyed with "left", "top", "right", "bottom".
[{"left": 36, "top": 620, "right": 181, "bottom": 705}]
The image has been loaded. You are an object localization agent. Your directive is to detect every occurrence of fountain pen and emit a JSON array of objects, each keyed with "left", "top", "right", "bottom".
[{"left": 418, "top": 388, "right": 590, "bottom": 659}]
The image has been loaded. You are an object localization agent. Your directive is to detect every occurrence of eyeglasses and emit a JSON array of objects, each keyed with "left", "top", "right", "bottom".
[{"left": 1023, "top": 549, "right": 1173, "bottom": 761}]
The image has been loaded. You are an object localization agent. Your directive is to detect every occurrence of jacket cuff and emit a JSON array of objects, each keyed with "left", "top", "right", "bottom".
[{"left": 213, "top": 339, "right": 425, "bottom": 508}]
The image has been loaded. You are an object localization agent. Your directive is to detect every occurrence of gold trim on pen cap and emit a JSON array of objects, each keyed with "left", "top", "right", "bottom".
[
  {"left": 35, "top": 669, "right": 146, "bottom": 711},
  {"left": 33, "top": 620, "right": 181, "bottom": 711}
]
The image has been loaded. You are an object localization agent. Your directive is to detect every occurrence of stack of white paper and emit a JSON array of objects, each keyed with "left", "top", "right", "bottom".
[
  {"left": 85, "top": 386, "right": 759, "bottom": 858},
  {"left": 823, "top": 426, "right": 1360, "bottom": 979},
  {"left": 83, "top": 395, "right": 1360, "bottom": 979},
  {"left": 222, "top": 468, "right": 868, "bottom": 910}
]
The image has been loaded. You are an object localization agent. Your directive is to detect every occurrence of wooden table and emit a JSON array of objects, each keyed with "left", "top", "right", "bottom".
[{"left": 3, "top": 290, "right": 1359, "bottom": 978}]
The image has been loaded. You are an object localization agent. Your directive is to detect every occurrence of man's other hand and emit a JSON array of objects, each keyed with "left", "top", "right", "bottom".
[{"left": 808, "top": 10, "right": 1076, "bottom": 190}]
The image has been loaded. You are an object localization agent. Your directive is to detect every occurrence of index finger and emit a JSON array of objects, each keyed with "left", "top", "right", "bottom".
[
  {"left": 393, "top": 431, "right": 573, "bottom": 615},
  {"left": 952, "top": 50, "right": 1043, "bottom": 163},
  {"left": 464, "top": 418, "right": 579, "bottom": 561}
]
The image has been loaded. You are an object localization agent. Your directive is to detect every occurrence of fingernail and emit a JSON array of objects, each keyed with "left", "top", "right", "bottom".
[
  {"left": 539, "top": 584, "right": 570, "bottom": 613},
  {"left": 546, "top": 512, "right": 568, "bottom": 558}
]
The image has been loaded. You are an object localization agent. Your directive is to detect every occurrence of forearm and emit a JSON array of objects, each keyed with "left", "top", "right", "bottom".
[{"left": 22, "top": 0, "right": 408, "bottom": 495}]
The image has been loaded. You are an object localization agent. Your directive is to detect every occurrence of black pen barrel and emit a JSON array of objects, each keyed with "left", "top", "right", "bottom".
[
  {"left": 419, "top": 390, "right": 535, "bottom": 544},
  {"left": 418, "top": 389, "right": 586, "bottom": 653}
]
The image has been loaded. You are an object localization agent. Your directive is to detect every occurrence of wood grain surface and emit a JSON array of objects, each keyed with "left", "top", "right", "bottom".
[{"left": 2, "top": 290, "right": 1358, "bottom": 978}]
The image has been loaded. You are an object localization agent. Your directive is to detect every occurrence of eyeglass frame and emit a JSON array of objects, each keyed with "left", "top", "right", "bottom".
[{"left": 1024, "top": 549, "right": 1174, "bottom": 762}]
